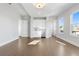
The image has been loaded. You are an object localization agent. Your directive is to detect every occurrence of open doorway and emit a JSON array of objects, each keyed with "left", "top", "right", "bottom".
[{"left": 31, "top": 17, "right": 46, "bottom": 38}]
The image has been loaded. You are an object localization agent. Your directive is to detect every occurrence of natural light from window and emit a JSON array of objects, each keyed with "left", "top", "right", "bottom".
[
  {"left": 59, "top": 17, "right": 64, "bottom": 33},
  {"left": 71, "top": 11, "right": 79, "bottom": 36}
]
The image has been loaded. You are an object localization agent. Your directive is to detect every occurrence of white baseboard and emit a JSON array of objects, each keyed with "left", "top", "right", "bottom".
[
  {"left": 55, "top": 35, "right": 79, "bottom": 47},
  {"left": 0, "top": 37, "right": 19, "bottom": 47}
]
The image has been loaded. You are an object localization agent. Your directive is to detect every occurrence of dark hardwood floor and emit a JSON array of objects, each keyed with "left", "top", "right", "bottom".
[{"left": 0, "top": 36, "right": 79, "bottom": 56}]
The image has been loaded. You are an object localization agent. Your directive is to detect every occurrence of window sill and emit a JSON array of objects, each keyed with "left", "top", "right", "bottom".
[
  {"left": 70, "top": 34, "right": 79, "bottom": 38},
  {"left": 59, "top": 32, "right": 64, "bottom": 35}
]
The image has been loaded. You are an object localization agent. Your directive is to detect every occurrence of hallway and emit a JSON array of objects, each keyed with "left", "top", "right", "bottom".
[{"left": 0, "top": 36, "right": 79, "bottom": 56}]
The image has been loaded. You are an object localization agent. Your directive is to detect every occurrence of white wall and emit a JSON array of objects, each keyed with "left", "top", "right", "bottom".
[
  {"left": 46, "top": 16, "right": 56, "bottom": 38},
  {"left": 52, "top": 19, "right": 57, "bottom": 36},
  {"left": 0, "top": 4, "right": 20, "bottom": 46},
  {"left": 55, "top": 4, "right": 79, "bottom": 47}
]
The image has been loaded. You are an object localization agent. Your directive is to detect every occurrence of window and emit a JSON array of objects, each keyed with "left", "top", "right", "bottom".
[
  {"left": 71, "top": 11, "right": 79, "bottom": 36},
  {"left": 58, "top": 17, "right": 64, "bottom": 33}
]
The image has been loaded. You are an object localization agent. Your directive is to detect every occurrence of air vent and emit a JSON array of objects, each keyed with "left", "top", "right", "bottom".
[{"left": 33, "top": 17, "right": 46, "bottom": 20}]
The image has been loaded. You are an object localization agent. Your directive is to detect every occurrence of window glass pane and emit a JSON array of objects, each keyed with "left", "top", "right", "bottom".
[
  {"left": 59, "top": 17, "right": 64, "bottom": 33},
  {"left": 71, "top": 12, "right": 79, "bottom": 36}
]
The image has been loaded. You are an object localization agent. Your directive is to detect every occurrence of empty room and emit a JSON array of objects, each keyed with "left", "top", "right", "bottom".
[{"left": 0, "top": 3, "right": 79, "bottom": 56}]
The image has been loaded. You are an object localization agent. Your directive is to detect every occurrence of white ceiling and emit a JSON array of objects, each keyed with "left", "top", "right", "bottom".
[{"left": 16, "top": 3, "right": 77, "bottom": 17}]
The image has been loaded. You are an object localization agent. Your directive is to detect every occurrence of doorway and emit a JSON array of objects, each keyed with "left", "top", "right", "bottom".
[{"left": 31, "top": 17, "right": 46, "bottom": 38}]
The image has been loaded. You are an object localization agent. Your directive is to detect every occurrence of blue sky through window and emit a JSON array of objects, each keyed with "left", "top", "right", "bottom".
[
  {"left": 72, "top": 12, "right": 79, "bottom": 24},
  {"left": 59, "top": 17, "right": 64, "bottom": 26}
]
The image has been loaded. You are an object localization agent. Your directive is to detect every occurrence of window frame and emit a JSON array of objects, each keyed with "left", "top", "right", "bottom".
[
  {"left": 70, "top": 10, "right": 79, "bottom": 37},
  {"left": 58, "top": 17, "right": 65, "bottom": 34}
]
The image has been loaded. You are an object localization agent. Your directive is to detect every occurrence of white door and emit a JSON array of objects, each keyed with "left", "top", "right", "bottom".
[{"left": 20, "top": 20, "right": 28, "bottom": 37}]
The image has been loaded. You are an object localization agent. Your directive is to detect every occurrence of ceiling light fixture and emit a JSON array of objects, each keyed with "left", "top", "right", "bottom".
[{"left": 33, "top": 3, "right": 46, "bottom": 8}]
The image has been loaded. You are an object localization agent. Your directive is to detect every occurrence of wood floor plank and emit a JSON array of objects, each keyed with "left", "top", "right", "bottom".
[{"left": 0, "top": 37, "right": 79, "bottom": 56}]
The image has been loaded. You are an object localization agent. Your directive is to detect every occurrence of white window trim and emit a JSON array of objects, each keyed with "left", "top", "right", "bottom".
[
  {"left": 58, "top": 17, "right": 65, "bottom": 34},
  {"left": 70, "top": 10, "right": 79, "bottom": 37}
]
